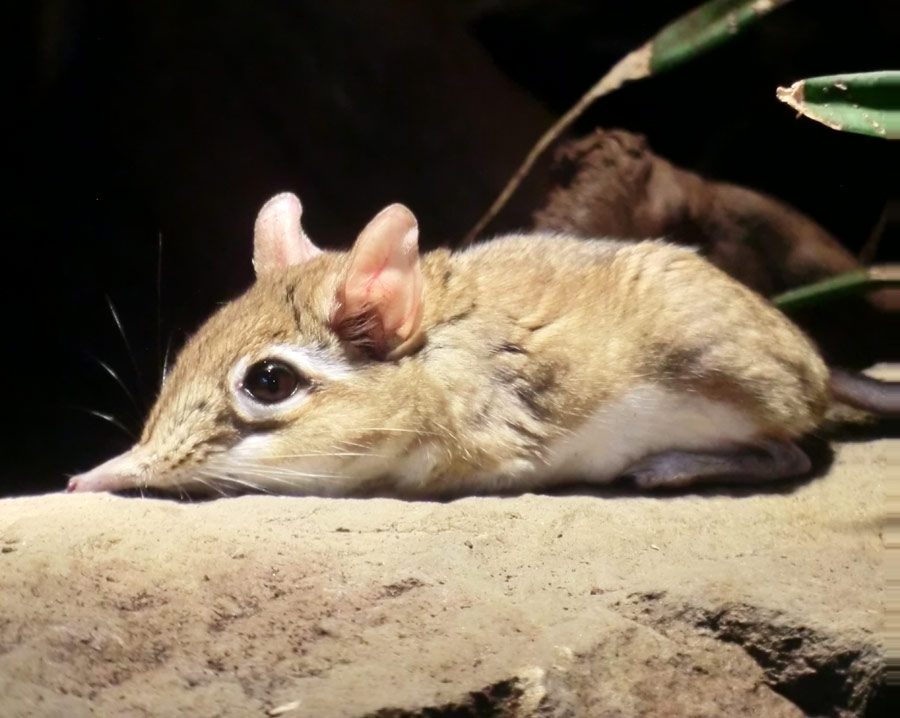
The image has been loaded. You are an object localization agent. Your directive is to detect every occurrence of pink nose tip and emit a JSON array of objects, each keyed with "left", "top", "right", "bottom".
[
  {"left": 66, "top": 469, "right": 117, "bottom": 493},
  {"left": 67, "top": 467, "right": 132, "bottom": 493},
  {"left": 66, "top": 475, "right": 100, "bottom": 492},
  {"left": 66, "top": 450, "right": 141, "bottom": 493}
]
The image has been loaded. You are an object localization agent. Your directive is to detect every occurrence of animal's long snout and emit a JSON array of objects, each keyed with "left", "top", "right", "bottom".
[{"left": 67, "top": 449, "right": 143, "bottom": 493}]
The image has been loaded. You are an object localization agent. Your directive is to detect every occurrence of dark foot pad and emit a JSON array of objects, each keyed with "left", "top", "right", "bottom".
[{"left": 624, "top": 440, "right": 811, "bottom": 489}]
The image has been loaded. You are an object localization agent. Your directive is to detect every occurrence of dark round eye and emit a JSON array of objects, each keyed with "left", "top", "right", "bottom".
[{"left": 242, "top": 360, "right": 304, "bottom": 404}]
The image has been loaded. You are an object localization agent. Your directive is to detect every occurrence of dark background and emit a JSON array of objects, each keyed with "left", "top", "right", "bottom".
[{"left": 5, "top": 0, "right": 899, "bottom": 497}]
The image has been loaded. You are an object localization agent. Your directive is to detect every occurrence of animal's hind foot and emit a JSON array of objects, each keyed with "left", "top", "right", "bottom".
[{"left": 624, "top": 440, "right": 811, "bottom": 490}]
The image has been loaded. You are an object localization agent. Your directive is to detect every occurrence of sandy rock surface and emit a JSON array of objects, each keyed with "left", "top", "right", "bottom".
[{"left": 0, "top": 436, "right": 888, "bottom": 718}]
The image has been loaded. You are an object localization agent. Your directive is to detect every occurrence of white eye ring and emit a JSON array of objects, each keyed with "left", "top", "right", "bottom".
[{"left": 229, "top": 344, "right": 350, "bottom": 422}]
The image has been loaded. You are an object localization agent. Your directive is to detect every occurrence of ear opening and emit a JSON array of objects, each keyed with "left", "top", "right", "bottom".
[
  {"left": 333, "top": 204, "right": 424, "bottom": 359},
  {"left": 253, "top": 192, "right": 322, "bottom": 276}
]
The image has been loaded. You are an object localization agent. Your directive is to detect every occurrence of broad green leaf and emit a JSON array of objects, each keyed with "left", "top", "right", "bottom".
[
  {"left": 463, "top": 0, "right": 793, "bottom": 244},
  {"left": 652, "top": 0, "right": 793, "bottom": 74},
  {"left": 776, "top": 72, "right": 900, "bottom": 139},
  {"left": 772, "top": 266, "right": 900, "bottom": 312}
]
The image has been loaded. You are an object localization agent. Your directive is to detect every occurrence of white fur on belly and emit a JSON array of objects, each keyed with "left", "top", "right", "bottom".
[
  {"left": 224, "top": 384, "right": 759, "bottom": 495},
  {"left": 540, "top": 384, "right": 759, "bottom": 484}
]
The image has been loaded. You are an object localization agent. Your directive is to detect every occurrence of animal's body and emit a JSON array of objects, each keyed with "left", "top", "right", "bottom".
[{"left": 68, "top": 193, "right": 888, "bottom": 497}]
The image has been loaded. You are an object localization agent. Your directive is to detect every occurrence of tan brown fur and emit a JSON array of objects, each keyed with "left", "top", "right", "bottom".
[
  {"left": 69, "top": 192, "right": 836, "bottom": 497},
  {"left": 130, "top": 233, "right": 827, "bottom": 495}
]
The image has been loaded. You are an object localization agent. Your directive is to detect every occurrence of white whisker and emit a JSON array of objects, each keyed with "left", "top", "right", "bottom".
[
  {"left": 206, "top": 466, "right": 347, "bottom": 486},
  {"left": 336, "top": 439, "right": 372, "bottom": 450},
  {"left": 261, "top": 451, "right": 382, "bottom": 460},
  {"left": 87, "top": 354, "right": 141, "bottom": 413},
  {"left": 106, "top": 295, "right": 146, "bottom": 405},
  {"left": 156, "top": 231, "right": 164, "bottom": 385},
  {"left": 161, "top": 335, "right": 173, "bottom": 386},
  {"left": 355, "top": 427, "right": 442, "bottom": 437},
  {"left": 219, "top": 462, "right": 342, "bottom": 480},
  {"left": 193, "top": 474, "right": 235, "bottom": 497},
  {"left": 198, "top": 472, "right": 274, "bottom": 494},
  {"left": 71, "top": 406, "right": 136, "bottom": 440}
]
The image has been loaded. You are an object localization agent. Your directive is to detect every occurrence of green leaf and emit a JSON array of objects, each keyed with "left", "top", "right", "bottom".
[
  {"left": 776, "top": 72, "right": 900, "bottom": 139},
  {"left": 772, "top": 266, "right": 900, "bottom": 312},
  {"left": 462, "top": 0, "right": 792, "bottom": 245},
  {"left": 651, "top": 0, "right": 793, "bottom": 74}
]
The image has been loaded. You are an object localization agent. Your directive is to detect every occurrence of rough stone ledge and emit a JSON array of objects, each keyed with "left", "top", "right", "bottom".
[{"left": 0, "top": 436, "right": 887, "bottom": 717}]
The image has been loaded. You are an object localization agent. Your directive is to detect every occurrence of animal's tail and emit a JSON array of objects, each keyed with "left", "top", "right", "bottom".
[{"left": 829, "top": 368, "right": 900, "bottom": 417}]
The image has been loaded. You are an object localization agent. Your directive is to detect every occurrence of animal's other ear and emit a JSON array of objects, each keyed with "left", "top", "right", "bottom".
[
  {"left": 253, "top": 192, "right": 322, "bottom": 276},
  {"left": 334, "top": 204, "right": 424, "bottom": 359}
]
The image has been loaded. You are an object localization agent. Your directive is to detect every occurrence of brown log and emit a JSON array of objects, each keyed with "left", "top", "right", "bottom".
[{"left": 531, "top": 129, "right": 897, "bottom": 365}]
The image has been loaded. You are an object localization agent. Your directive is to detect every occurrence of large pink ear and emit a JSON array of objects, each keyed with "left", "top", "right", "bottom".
[
  {"left": 334, "top": 204, "right": 424, "bottom": 358},
  {"left": 252, "top": 192, "right": 322, "bottom": 276}
]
